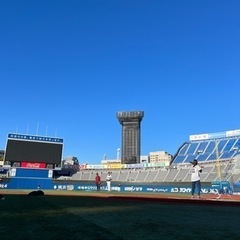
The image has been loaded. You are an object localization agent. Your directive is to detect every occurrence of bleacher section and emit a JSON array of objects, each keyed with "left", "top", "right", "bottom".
[
  {"left": 55, "top": 130, "right": 240, "bottom": 185},
  {"left": 172, "top": 136, "right": 240, "bottom": 164},
  {"left": 70, "top": 159, "right": 239, "bottom": 184}
]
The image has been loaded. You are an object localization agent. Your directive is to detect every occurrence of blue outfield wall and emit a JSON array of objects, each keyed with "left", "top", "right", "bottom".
[
  {"left": 6, "top": 178, "right": 53, "bottom": 190},
  {"left": 1, "top": 177, "right": 221, "bottom": 194},
  {"left": 52, "top": 182, "right": 220, "bottom": 194},
  {"left": 0, "top": 168, "right": 236, "bottom": 194},
  {"left": 12, "top": 168, "right": 53, "bottom": 178}
]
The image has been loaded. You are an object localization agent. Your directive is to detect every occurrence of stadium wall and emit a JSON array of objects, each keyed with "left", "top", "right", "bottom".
[
  {"left": 1, "top": 168, "right": 238, "bottom": 193},
  {"left": 1, "top": 178, "right": 222, "bottom": 194}
]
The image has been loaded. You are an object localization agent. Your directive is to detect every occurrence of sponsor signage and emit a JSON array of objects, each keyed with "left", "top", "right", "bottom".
[
  {"left": 79, "top": 164, "right": 88, "bottom": 169},
  {"left": 190, "top": 129, "right": 240, "bottom": 141},
  {"left": 8, "top": 133, "right": 63, "bottom": 143},
  {"left": 0, "top": 183, "right": 7, "bottom": 189},
  {"left": 226, "top": 129, "right": 240, "bottom": 137},
  {"left": 107, "top": 163, "right": 122, "bottom": 169},
  {"left": 52, "top": 184, "right": 219, "bottom": 194},
  {"left": 189, "top": 134, "right": 209, "bottom": 141},
  {"left": 124, "top": 186, "right": 143, "bottom": 192},
  {"left": 146, "top": 187, "right": 169, "bottom": 193},
  {"left": 21, "top": 162, "right": 46, "bottom": 168},
  {"left": 126, "top": 163, "right": 144, "bottom": 169}
]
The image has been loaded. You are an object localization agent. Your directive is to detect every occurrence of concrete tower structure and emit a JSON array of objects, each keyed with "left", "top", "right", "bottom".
[{"left": 117, "top": 111, "right": 144, "bottom": 164}]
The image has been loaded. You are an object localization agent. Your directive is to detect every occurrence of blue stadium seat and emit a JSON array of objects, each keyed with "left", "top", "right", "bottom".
[{"left": 172, "top": 136, "right": 240, "bottom": 164}]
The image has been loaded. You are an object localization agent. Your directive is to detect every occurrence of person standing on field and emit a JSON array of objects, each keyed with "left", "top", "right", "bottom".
[
  {"left": 95, "top": 173, "right": 101, "bottom": 191},
  {"left": 190, "top": 159, "right": 203, "bottom": 199},
  {"left": 106, "top": 172, "right": 112, "bottom": 192}
]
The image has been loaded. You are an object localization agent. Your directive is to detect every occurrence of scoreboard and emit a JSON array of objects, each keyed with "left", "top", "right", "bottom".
[{"left": 4, "top": 133, "right": 63, "bottom": 168}]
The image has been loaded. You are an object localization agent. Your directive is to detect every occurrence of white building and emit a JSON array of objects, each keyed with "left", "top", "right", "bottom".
[
  {"left": 140, "top": 155, "right": 149, "bottom": 163},
  {"left": 149, "top": 151, "right": 172, "bottom": 166}
]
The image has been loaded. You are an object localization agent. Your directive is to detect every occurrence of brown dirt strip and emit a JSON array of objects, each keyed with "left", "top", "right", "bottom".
[{"left": 1, "top": 189, "right": 240, "bottom": 206}]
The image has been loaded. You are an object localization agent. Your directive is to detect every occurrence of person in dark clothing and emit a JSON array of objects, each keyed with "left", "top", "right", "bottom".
[{"left": 95, "top": 173, "right": 101, "bottom": 191}]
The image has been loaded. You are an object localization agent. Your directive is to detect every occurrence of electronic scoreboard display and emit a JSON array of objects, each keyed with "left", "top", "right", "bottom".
[{"left": 4, "top": 134, "right": 63, "bottom": 167}]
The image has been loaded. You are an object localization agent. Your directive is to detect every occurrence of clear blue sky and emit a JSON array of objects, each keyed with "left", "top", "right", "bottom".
[{"left": 1, "top": 1, "right": 240, "bottom": 164}]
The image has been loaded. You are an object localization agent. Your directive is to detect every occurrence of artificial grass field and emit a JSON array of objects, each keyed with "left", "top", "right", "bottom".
[{"left": 1, "top": 193, "right": 240, "bottom": 240}]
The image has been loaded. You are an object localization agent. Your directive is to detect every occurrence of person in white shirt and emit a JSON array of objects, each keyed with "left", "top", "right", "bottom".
[
  {"left": 106, "top": 172, "right": 112, "bottom": 192},
  {"left": 190, "top": 159, "right": 203, "bottom": 199}
]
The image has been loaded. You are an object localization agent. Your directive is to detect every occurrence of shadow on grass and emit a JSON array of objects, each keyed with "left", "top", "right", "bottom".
[{"left": 0, "top": 195, "right": 240, "bottom": 240}]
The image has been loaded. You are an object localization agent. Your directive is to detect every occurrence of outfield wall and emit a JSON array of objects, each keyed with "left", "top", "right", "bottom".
[
  {"left": 0, "top": 168, "right": 238, "bottom": 194},
  {"left": 0, "top": 168, "right": 220, "bottom": 193},
  {"left": 1, "top": 177, "right": 219, "bottom": 194}
]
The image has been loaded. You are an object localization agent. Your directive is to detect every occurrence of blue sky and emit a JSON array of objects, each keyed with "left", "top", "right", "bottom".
[{"left": 0, "top": 1, "right": 240, "bottom": 164}]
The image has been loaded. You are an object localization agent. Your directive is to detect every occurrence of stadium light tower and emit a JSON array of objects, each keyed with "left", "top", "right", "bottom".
[
  {"left": 117, "top": 148, "right": 120, "bottom": 160},
  {"left": 117, "top": 111, "right": 144, "bottom": 164}
]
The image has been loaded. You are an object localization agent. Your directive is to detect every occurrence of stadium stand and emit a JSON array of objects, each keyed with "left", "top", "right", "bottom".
[
  {"left": 172, "top": 135, "right": 240, "bottom": 165},
  {"left": 80, "top": 171, "right": 91, "bottom": 181},
  {"left": 145, "top": 170, "right": 158, "bottom": 182},
  {"left": 163, "top": 168, "right": 179, "bottom": 182},
  {"left": 135, "top": 170, "right": 148, "bottom": 182},
  {"left": 74, "top": 159, "right": 239, "bottom": 184},
  {"left": 118, "top": 170, "right": 129, "bottom": 181},
  {"left": 70, "top": 130, "right": 240, "bottom": 185},
  {"left": 4, "top": 129, "right": 237, "bottom": 188}
]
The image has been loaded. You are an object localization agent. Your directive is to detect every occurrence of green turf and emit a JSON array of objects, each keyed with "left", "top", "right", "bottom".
[{"left": 0, "top": 194, "right": 240, "bottom": 240}]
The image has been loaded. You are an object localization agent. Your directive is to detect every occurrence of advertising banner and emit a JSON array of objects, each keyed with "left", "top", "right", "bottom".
[
  {"left": 107, "top": 163, "right": 122, "bottom": 169},
  {"left": 21, "top": 162, "right": 46, "bottom": 168}
]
